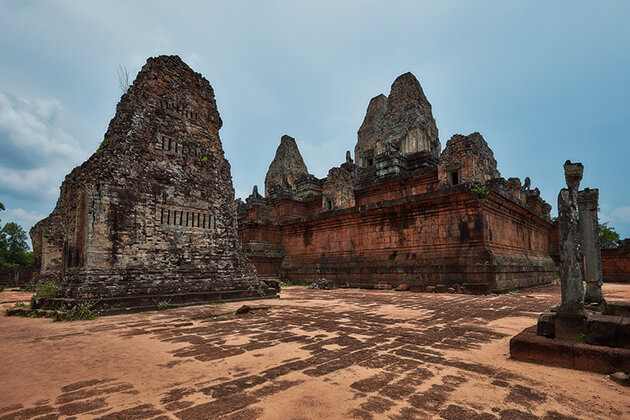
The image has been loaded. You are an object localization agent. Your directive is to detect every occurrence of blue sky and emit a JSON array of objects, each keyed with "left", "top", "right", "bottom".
[{"left": 0, "top": 0, "right": 629, "bottom": 242}]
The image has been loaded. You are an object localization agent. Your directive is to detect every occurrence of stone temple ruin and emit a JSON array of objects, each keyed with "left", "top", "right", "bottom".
[
  {"left": 238, "top": 73, "right": 556, "bottom": 294},
  {"left": 26, "top": 56, "right": 627, "bottom": 318},
  {"left": 29, "top": 55, "right": 277, "bottom": 310}
]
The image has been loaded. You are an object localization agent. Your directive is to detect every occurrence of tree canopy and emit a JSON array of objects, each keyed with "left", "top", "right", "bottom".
[
  {"left": 599, "top": 222, "right": 621, "bottom": 249},
  {"left": 0, "top": 203, "right": 34, "bottom": 268}
]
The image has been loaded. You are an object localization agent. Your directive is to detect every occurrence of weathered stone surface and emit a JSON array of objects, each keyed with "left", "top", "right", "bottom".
[
  {"left": 510, "top": 326, "right": 630, "bottom": 374},
  {"left": 0, "top": 267, "right": 34, "bottom": 288},
  {"left": 601, "top": 238, "right": 630, "bottom": 283},
  {"left": 537, "top": 313, "right": 556, "bottom": 338},
  {"left": 264, "top": 135, "right": 309, "bottom": 197},
  {"left": 585, "top": 314, "right": 630, "bottom": 349},
  {"left": 235, "top": 305, "right": 251, "bottom": 315},
  {"left": 30, "top": 55, "right": 274, "bottom": 310},
  {"left": 434, "top": 284, "right": 448, "bottom": 293},
  {"left": 610, "top": 372, "right": 630, "bottom": 386},
  {"left": 30, "top": 211, "right": 64, "bottom": 283},
  {"left": 321, "top": 167, "right": 355, "bottom": 211},
  {"left": 557, "top": 160, "right": 585, "bottom": 318},
  {"left": 238, "top": 74, "right": 555, "bottom": 294},
  {"left": 578, "top": 188, "right": 604, "bottom": 304},
  {"left": 603, "top": 300, "right": 630, "bottom": 317},
  {"left": 309, "top": 278, "right": 337, "bottom": 290},
  {"left": 438, "top": 132, "right": 501, "bottom": 187},
  {"left": 355, "top": 73, "right": 440, "bottom": 168}
]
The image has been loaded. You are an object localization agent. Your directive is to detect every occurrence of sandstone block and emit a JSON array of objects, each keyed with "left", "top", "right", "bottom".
[
  {"left": 434, "top": 284, "right": 447, "bottom": 293},
  {"left": 536, "top": 312, "right": 556, "bottom": 338},
  {"left": 554, "top": 313, "right": 586, "bottom": 341}
]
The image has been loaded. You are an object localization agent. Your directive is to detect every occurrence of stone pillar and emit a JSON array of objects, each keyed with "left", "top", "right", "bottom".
[
  {"left": 578, "top": 188, "right": 604, "bottom": 305},
  {"left": 555, "top": 161, "right": 586, "bottom": 338}
]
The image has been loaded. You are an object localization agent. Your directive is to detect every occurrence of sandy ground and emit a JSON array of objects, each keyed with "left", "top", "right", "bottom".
[{"left": 0, "top": 284, "right": 629, "bottom": 420}]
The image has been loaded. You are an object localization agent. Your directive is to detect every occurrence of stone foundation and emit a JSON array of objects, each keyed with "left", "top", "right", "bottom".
[{"left": 510, "top": 326, "right": 630, "bottom": 374}]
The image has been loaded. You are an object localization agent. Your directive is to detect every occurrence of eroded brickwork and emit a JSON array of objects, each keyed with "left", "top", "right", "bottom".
[
  {"left": 239, "top": 73, "right": 555, "bottom": 293},
  {"left": 31, "top": 55, "right": 275, "bottom": 309},
  {"left": 322, "top": 168, "right": 355, "bottom": 211},
  {"left": 601, "top": 239, "right": 630, "bottom": 283},
  {"left": 438, "top": 133, "right": 501, "bottom": 188},
  {"left": 264, "top": 135, "right": 309, "bottom": 197},
  {"left": 355, "top": 73, "right": 440, "bottom": 168}
]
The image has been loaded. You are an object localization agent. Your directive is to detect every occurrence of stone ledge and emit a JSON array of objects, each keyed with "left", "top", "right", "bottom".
[
  {"left": 5, "top": 295, "right": 279, "bottom": 319},
  {"left": 31, "top": 289, "right": 280, "bottom": 312},
  {"left": 604, "top": 300, "right": 630, "bottom": 317},
  {"left": 510, "top": 325, "right": 630, "bottom": 374}
]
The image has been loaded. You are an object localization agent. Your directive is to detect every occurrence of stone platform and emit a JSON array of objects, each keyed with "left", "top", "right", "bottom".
[{"left": 510, "top": 325, "right": 630, "bottom": 374}]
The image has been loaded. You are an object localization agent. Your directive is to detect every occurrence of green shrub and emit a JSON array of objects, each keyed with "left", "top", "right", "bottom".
[
  {"left": 157, "top": 300, "right": 170, "bottom": 311},
  {"left": 65, "top": 301, "right": 99, "bottom": 321},
  {"left": 471, "top": 184, "right": 490, "bottom": 199},
  {"left": 35, "top": 279, "right": 61, "bottom": 298},
  {"left": 13, "top": 302, "right": 25, "bottom": 308},
  {"left": 201, "top": 156, "right": 208, "bottom": 164}
]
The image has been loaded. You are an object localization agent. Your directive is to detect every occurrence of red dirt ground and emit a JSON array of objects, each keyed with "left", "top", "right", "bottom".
[{"left": 1, "top": 284, "right": 629, "bottom": 419}]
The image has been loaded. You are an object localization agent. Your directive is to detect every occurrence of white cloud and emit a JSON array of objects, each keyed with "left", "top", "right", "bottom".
[
  {"left": 599, "top": 211, "right": 612, "bottom": 224},
  {"left": 1, "top": 207, "right": 46, "bottom": 235},
  {"left": 0, "top": 92, "right": 87, "bottom": 202},
  {"left": 612, "top": 207, "right": 630, "bottom": 224}
]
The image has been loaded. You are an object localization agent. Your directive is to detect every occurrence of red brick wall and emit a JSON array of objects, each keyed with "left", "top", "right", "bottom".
[
  {"left": 355, "top": 170, "right": 436, "bottom": 206},
  {"left": 239, "top": 182, "right": 556, "bottom": 292},
  {"left": 601, "top": 248, "right": 630, "bottom": 283}
]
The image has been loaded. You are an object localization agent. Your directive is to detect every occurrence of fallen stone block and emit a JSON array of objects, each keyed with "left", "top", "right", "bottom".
[{"left": 434, "top": 284, "right": 447, "bottom": 293}]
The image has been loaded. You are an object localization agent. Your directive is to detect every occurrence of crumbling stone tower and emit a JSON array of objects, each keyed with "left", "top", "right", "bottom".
[
  {"left": 264, "top": 135, "right": 309, "bottom": 197},
  {"left": 30, "top": 55, "right": 274, "bottom": 309},
  {"left": 355, "top": 72, "right": 440, "bottom": 168}
]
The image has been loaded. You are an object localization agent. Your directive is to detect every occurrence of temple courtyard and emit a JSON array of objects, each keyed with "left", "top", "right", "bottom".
[{"left": 1, "top": 284, "right": 629, "bottom": 420}]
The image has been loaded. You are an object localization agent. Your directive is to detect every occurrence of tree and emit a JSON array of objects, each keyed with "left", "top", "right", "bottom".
[
  {"left": 0, "top": 204, "right": 34, "bottom": 268},
  {"left": 0, "top": 222, "right": 31, "bottom": 267},
  {"left": 599, "top": 222, "right": 621, "bottom": 249}
]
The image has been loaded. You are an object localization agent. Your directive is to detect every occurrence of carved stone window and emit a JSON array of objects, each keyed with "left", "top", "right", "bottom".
[{"left": 325, "top": 198, "right": 333, "bottom": 211}]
